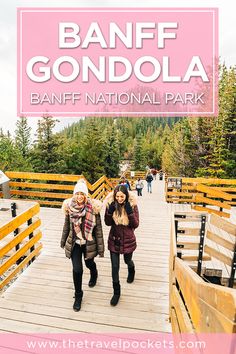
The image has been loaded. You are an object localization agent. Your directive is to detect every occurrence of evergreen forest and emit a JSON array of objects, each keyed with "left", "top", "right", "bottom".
[{"left": 0, "top": 65, "right": 235, "bottom": 183}]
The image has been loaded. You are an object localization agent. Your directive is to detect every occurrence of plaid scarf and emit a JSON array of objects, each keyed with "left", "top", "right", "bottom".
[{"left": 68, "top": 197, "right": 96, "bottom": 241}]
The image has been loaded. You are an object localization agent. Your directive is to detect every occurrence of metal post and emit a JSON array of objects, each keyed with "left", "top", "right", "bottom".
[
  {"left": 203, "top": 193, "right": 207, "bottom": 208},
  {"left": 219, "top": 198, "right": 223, "bottom": 212},
  {"left": 174, "top": 219, "right": 178, "bottom": 241},
  {"left": 11, "top": 202, "right": 25, "bottom": 265},
  {"left": 16, "top": 178, "right": 23, "bottom": 199},
  {"left": 11, "top": 202, "right": 19, "bottom": 252},
  {"left": 27, "top": 218, "right": 35, "bottom": 264},
  {"left": 228, "top": 243, "right": 236, "bottom": 288},
  {"left": 197, "top": 215, "right": 207, "bottom": 275},
  {"left": 175, "top": 216, "right": 185, "bottom": 258}
]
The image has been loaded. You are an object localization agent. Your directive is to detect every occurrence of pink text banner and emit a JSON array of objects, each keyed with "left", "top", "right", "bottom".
[{"left": 17, "top": 8, "right": 218, "bottom": 117}]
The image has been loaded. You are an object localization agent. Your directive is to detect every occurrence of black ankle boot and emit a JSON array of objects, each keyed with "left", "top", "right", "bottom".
[
  {"left": 88, "top": 269, "right": 98, "bottom": 287},
  {"left": 127, "top": 266, "right": 135, "bottom": 283},
  {"left": 110, "top": 282, "right": 120, "bottom": 306},
  {"left": 73, "top": 291, "right": 83, "bottom": 311}
]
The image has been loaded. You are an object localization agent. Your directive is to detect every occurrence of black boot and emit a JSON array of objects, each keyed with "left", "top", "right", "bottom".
[
  {"left": 127, "top": 266, "right": 135, "bottom": 283},
  {"left": 88, "top": 269, "right": 98, "bottom": 288},
  {"left": 110, "top": 282, "right": 120, "bottom": 306},
  {"left": 73, "top": 291, "right": 83, "bottom": 311}
]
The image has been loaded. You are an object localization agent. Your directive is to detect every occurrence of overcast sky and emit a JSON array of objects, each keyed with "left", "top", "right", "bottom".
[{"left": 0, "top": 0, "right": 235, "bottom": 135}]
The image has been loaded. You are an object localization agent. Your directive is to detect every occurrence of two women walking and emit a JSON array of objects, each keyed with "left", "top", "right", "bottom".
[{"left": 60, "top": 179, "right": 139, "bottom": 310}]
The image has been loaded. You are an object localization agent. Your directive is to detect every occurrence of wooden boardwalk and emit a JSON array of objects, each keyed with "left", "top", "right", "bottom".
[{"left": 0, "top": 179, "right": 172, "bottom": 333}]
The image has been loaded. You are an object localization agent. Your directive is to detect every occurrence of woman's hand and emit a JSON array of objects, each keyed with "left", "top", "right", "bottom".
[
  {"left": 125, "top": 201, "right": 133, "bottom": 215},
  {"left": 108, "top": 202, "right": 116, "bottom": 215}
]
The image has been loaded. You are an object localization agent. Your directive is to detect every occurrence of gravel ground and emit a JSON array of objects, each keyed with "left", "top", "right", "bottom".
[{"left": 0, "top": 255, "right": 26, "bottom": 295}]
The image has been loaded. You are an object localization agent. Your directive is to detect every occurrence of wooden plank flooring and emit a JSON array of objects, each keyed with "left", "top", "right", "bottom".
[
  {"left": 0, "top": 180, "right": 172, "bottom": 333},
  {"left": 1, "top": 181, "right": 235, "bottom": 333}
]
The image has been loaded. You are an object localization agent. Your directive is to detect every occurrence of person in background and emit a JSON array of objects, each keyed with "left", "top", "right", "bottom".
[
  {"left": 119, "top": 176, "right": 131, "bottom": 190},
  {"left": 104, "top": 185, "right": 139, "bottom": 306},
  {"left": 151, "top": 168, "right": 157, "bottom": 180},
  {"left": 146, "top": 171, "right": 154, "bottom": 193},
  {"left": 60, "top": 179, "right": 104, "bottom": 312},
  {"left": 135, "top": 178, "right": 144, "bottom": 196}
]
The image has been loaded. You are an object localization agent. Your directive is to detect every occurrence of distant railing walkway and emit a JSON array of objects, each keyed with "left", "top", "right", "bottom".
[
  {"left": 0, "top": 178, "right": 172, "bottom": 333},
  {"left": 165, "top": 177, "right": 236, "bottom": 218}
]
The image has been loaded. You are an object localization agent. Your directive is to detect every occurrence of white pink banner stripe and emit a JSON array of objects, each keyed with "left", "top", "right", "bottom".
[{"left": 0, "top": 333, "right": 235, "bottom": 353}]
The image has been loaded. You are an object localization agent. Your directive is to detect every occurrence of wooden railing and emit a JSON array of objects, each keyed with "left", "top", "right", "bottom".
[
  {"left": 124, "top": 170, "right": 146, "bottom": 179},
  {"left": 169, "top": 211, "right": 236, "bottom": 333},
  {"left": 1, "top": 172, "right": 113, "bottom": 207},
  {"left": 0, "top": 201, "right": 42, "bottom": 291},
  {"left": 166, "top": 177, "right": 235, "bottom": 218},
  {"left": 110, "top": 170, "right": 147, "bottom": 190}
]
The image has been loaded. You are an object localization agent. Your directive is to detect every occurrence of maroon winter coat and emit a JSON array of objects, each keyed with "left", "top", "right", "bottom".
[{"left": 104, "top": 192, "right": 139, "bottom": 254}]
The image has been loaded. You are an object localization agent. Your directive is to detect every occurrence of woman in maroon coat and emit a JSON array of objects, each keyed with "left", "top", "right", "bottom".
[{"left": 104, "top": 185, "right": 139, "bottom": 306}]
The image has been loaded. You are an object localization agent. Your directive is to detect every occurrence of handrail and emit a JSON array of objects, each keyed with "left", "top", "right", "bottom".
[
  {"left": 2, "top": 172, "right": 113, "bottom": 206},
  {"left": 0, "top": 201, "right": 42, "bottom": 291},
  {"left": 195, "top": 183, "right": 232, "bottom": 201},
  {"left": 5, "top": 171, "right": 83, "bottom": 182},
  {"left": 174, "top": 257, "right": 236, "bottom": 332},
  {"left": 169, "top": 211, "right": 236, "bottom": 333}
]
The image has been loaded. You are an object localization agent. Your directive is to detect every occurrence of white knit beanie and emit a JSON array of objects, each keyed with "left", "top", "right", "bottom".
[{"left": 73, "top": 179, "right": 89, "bottom": 196}]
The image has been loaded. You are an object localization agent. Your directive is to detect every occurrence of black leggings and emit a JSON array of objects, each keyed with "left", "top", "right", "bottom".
[
  {"left": 110, "top": 251, "right": 134, "bottom": 283},
  {"left": 136, "top": 188, "right": 142, "bottom": 196},
  {"left": 71, "top": 243, "right": 96, "bottom": 292}
]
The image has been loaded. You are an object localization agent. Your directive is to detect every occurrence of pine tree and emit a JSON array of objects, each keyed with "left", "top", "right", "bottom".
[
  {"left": 192, "top": 117, "right": 214, "bottom": 176},
  {"left": 134, "top": 135, "right": 144, "bottom": 170},
  {"left": 162, "top": 119, "right": 198, "bottom": 176},
  {"left": 104, "top": 126, "right": 120, "bottom": 177},
  {"left": 30, "top": 115, "right": 66, "bottom": 173},
  {"left": 15, "top": 116, "right": 32, "bottom": 158},
  {"left": 222, "top": 66, "right": 236, "bottom": 176},
  {"left": 0, "top": 134, "right": 30, "bottom": 171},
  {"left": 201, "top": 65, "right": 236, "bottom": 177},
  {"left": 78, "top": 120, "right": 106, "bottom": 182},
  {"left": 161, "top": 66, "right": 236, "bottom": 178}
]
